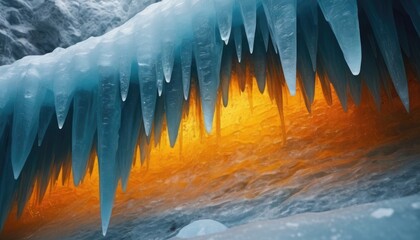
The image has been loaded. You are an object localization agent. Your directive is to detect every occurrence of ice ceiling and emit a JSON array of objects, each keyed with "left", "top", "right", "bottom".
[{"left": 0, "top": 0, "right": 419, "bottom": 236}]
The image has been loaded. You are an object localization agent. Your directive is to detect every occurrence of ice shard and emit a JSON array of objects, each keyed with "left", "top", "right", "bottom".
[
  {"left": 361, "top": 0, "right": 410, "bottom": 111},
  {"left": 297, "top": 24, "right": 315, "bottom": 108},
  {"left": 257, "top": 7, "right": 270, "bottom": 52},
  {"left": 238, "top": 0, "right": 257, "bottom": 53},
  {"left": 318, "top": 0, "right": 361, "bottom": 75},
  {"left": 192, "top": 4, "right": 220, "bottom": 133},
  {"left": 72, "top": 90, "right": 97, "bottom": 186},
  {"left": 156, "top": 53, "right": 165, "bottom": 96},
  {"left": 119, "top": 56, "right": 132, "bottom": 102},
  {"left": 37, "top": 105, "right": 54, "bottom": 147},
  {"left": 233, "top": 26, "right": 243, "bottom": 63},
  {"left": 297, "top": 0, "right": 318, "bottom": 71},
  {"left": 136, "top": 11, "right": 159, "bottom": 136},
  {"left": 165, "top": 60, "right": 184, "bottom": 147},
  {"left": 262, "top": 0, "right": 297, "bottom": 96},
  {"left": 253, "top": 27, "right": 267, "bottom": 93},
  {"left": 221, "top": 44, "right": 233, "bottom": 107},
  {"left": 181, "top": 39, "right": 193, "bottom": 100},
  {"left": 162, "top": 42, "right": 175, "bottom": 83},
  {"left": 117, "top": 84, "right": 142, "bottom": 191},
  {"left": 401, "top": 0, "right": 420, "bottom": 37},
  {"left": 214, "top": 0, "right": 234, "bottom": 44},
  {"left": 54, "top": 58, "right": 74, "bottom": 129},
  {"left": 11, "top": 67, "right": 44, "bottom": 179},
  {"left": 97, "top": 67, "right": 121, "bottom": 235}
]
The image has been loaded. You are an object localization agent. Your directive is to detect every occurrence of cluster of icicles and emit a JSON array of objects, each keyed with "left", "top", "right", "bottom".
[{"left": 0, "top": 0, "right": 419, "bottom": 235}]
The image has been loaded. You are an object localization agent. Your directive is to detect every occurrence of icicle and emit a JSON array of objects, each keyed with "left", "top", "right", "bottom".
[
  {"left": 115, "top": 28, "right": 134, "bottom": 102},
  {"left": 262, "top": 0, "right": 297, "bottom": 96},
  {"left": 156, "top": 54, "right": 165, "bottom": 97},
  {"left": 394, "top": 12, "right": 411, "bottom": 58},
  {"left": 138, "top": 59, "right": 158, "bottom": 136},
  {"left": 233, "top": 26, "right": 243, "bottom": 63},
  {"left": 72, "top": 90, "right": 97, "bottom": 186},
  {"left": 257, "top": 7, "right": 270, "bottom": 52},
  {"left": 238, "top": 0, "right": 257, "bottom": 53},
  {"left": 37, "top": 106, "right": 54, "bottom": 147},
  {"left": 11, "top": 67, "right": 44, "bottom": 179},
  {"left": 221, "top": 44, "right": 233, "bottom": 107},
  {"left": 165, "top": 59, "right": 184, "bottom": 147},
  {"left": 318, "top": 0, "right": 361, "bottom": 75},
  {"left": 97, "top": 66, "right": 121, "bottom": 236},
  {"left": 401, "top": 0, "right": 420, "bottom": 37},
  {"left": 153, "top": 95, "right": 165, "bottom": 147},
  {"left": 117, "top": 84, "right": 141, "bottom": 191},
  {"left": 361, "top": 0, "right": 409, "bottom": 111},
  {"left": 192, "top": 4, "right": 219, "bottom": 133},
  {"left": 297, "top": 24, "right": 315, "bottom": 107},
  {"left": 54, "top": 59, "right": 74, "bottom": 129},
  {"left": 119, "top": 56, "right": 132, "bottom": 102},
  {"left": 214, "top": 0, "right": 234, "bottom": 44},
  {"left": 297, "top": 0, "right": 318, "bottom": 71},
  {"left": 161, "top": 41, "right": 175, "bottom": 83},
  {"left": 180, "top": 39, "right": 193, "bottom": 100},
  {"left": 253, "top": 26, "right": 267, "bottom": 93},
  {"left": 318, "top": 15, "right": 349, "bottom": 111}
]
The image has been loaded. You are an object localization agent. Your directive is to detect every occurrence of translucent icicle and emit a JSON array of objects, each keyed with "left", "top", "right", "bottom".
[
  {"left": 117, "top": 85, "right": 141, "bottom": 191},
  {"left": 401, "top": 0, "right": 420, "bottom": 37},
  {"left": 156, "top": 54, "right": 165, "bottom": 97},
  {"left": 238, "top": 0, "right": 257, "bottom": 53},
  {"left": 54, "top": 61, "right": 74, "bottom": 129},
  {"left": 262, "top": 0, "right": 297, "bottom": 95},
  {"left": 233, "top": 26, "right": 243, "bottom": 63},
  {"left": 180, "top": 39, "right": 193, "bottom": 100},
  {"left": 11, "top": 68, "right": 44, "bottom": 179},
  {"left": 318, "top": 0, "right": 362, "bottom": 75},
  {"left": 72, "top": 90, "right": 97, "bottom": 186},
  {"left": 165, "top": 60, "right": 184, "bottom": 147},
  {"left": 297, "top": 0, "right": 318, "bottom": 71},
  {"left": 119, "top": 55, "right": 131, "bottom": 102},
  {"left": 257, "top": 7, "right": 270, "bottom": 52},
  {"left": 253, "top": 27, "right": 267, "bottom": 93},
  {"left": 192, "top": 6, "right": 220, "bottom": 133},
  {"left": 361, "top": 0, "right": 409, "bottom": 111},
  {"left": 221, "top": 44, "right": 233, "bottom": 107},
  {"left": 162, "top": 41, "right": 175, "bottom": 83},
  {"left": 214, "top": 0, "right": 234, "bottom": 44},
  {"left": 97, "top": 67, "right": 121, "bottom": 236}
]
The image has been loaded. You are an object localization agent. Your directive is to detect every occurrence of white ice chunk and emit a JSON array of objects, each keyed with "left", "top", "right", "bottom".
[
  {"left": 176, "top": 219, "right": 228, "bottom": 238},
  {"left": 371, "top": 208, "right": 394, "bottom": 219}
]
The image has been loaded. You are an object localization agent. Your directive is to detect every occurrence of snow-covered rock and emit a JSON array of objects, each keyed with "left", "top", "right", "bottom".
[{"left": 0, "top": 0, "right": 158, "bottom": 65}]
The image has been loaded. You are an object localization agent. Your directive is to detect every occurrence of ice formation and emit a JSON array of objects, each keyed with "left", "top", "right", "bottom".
[
  {"left": 175, "top": 219, "right": 228, "bottom": 238},
  {"left": 0, "top": 0, "right": 419, "bottom": 236}
]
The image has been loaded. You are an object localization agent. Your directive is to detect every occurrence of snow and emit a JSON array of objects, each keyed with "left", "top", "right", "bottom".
[
  {"left": 0, "top": 0, "right": 158, "bottom": 65},
  {"left": 179, "top": 195, "right": 420, "bottom": 240}
]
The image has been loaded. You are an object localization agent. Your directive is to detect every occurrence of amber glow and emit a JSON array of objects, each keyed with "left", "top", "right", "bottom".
[{"left": 2, "top": 72, "right": 420, "bottom": 238}]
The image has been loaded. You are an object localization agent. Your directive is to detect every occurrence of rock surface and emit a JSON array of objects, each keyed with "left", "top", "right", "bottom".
[{"left": 0, "top": 0, "right": 157, "bottom": 65}]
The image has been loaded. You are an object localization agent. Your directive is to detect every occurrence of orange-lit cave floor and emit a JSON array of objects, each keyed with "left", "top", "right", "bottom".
[{"left": 2, "top": 78, "right": 420, "bottom": 239}]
